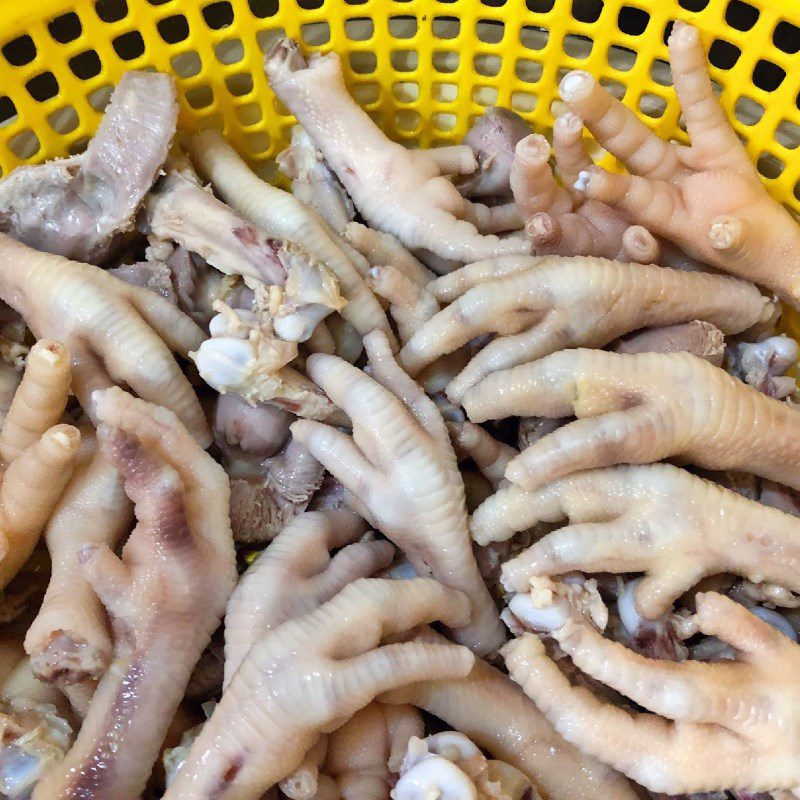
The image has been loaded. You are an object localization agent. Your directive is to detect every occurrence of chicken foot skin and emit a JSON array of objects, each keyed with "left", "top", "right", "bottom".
[
  {"left": 25, "top": 450, "right": 132, "bottom": 688},
  {"left": 163, "top": 578, "right": 474, "bottom": 800},
  {"left": 560, "top": 21, "right": 800, "bottom": 306},
  {"left": 400, "top": 256, "right": 770, "bottom": 400},
  {"left": 464, "top": 349, "right": 800, "bottom": 492},
  {"left": 0, "top": 339, "right": 81, "bottom": 590},
  {"left": 0, "top": 233, "right": 210, "bottom": 444},
  {"left": 224, "top": 509, "right": 394, "bottom": 688},
  {"left": 475, "top": 463, "right": 800, "bottom": 619},
  {"left": 382, "top": 627, "right": 638, "bottom": 800},
  {"left": 265, "top": 39, "right": 530, "bottom": 264},
  {"left": 505, "top": 592, "right": 800, "bottom": 793},
  {"left": 33, "top": 388, "right": 236, "bottom": 800},
  {"left": 291, "top": 330, "right": 505, "bottom": 655},
  {"left": 510, "top": 122, "right": 658, "bottom": 263}
]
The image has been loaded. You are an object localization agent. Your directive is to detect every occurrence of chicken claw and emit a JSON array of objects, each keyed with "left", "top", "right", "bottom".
[
  {"left": 504, "top": 592, "right": 800, "bottom": 793},
  {"left": 33, "top": 388, "right": 236, "bottom": 800},
  {"left": 265, "top": 39, "right": 530, "bottom": 264},
  {"left": 560, "top": 21, "right": 800, "bottom": 305},
  {"left": 511, "top": 124, "right": 658, "bottom": 262},
  {"left": 0, "top": 233, "right": 209, "bottom": 444},
  {"left": 478, "top": 463, "right": 800, "bottom": 618},
  {"left": 291, "top": 330, "right": 505, "bottom": 654},
  {"left": 465, "top": 349, "right": 800, "bottom": 491},
  {"left": 224, "top": 509, "right": 394, "bottom": 688},
  {"left": 401, "top": 257, "right": 770, "bottom": 401},
  {"left": 163, "top": 578, "right": 474, "bottom": 800},
  {"left": 0, "top": 339, "right": 80, "bottom": 589}
]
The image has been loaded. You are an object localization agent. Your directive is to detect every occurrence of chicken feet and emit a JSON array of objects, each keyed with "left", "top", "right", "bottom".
[
  {"left": 505, "top": 592, "right": 800, "bottom": 793},
  {"left": 33, "top": 388, "right": 236, "bottom": 800},
  {"left": 476, "top": 463, "right": 800, "bottom": 619},
  {"left": 400, "top": 256, "right": 770, "bottom": 401},
  {"left": 265, "top": 39, "right": 530, "bottom": 264},
  {"left": 163, "top": 578, "right": 474, "bottom": 800},
  {"left": 560, "top": 21, "right": 800, "bottom": 305},
  {"left": 291, "top": 330, "right": 505, "bottom": 654},
  {"left": 464, "top": 349, "right": 800, "bottom": 491}
]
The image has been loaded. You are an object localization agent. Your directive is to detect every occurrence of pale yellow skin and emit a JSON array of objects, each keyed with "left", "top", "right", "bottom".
[
  {"left": 163, "top": 578, "right": 474, "bottom": 800},
  {"left": 0, "top": 339, "right": 81, "bottom": 591},
  {"left": 473, "top": 462, "right": 800, "bottom": 619},
  {"left": 223, "top": 510, "right": 394, "bottom": 689},
  {"left": 25, "top": 451, "right": 132, "bottom": 688},
  {"left": 186, "top": 130, "right": 394, "bottom": 345},
  {"left": 33, "top": 389, "right": 236, "bottom": 800},
  {"left": 0, "top": 233, "right": 209, "bottom": 444},
  {"left": 291, "top": 330, "right": 505, "bottom": 655},
  {"left": 504, "top": 592, "right": 800, "bottom": 793},
  {"left": 611, "top": 319, "right": 724, "bottom": 364},
  {"left": 383, "top": 628, "right": 638, "bottom": 800},
  {"left": 463, "top": 349, "right": 800, "bottom": 492},
  {"left": 448, "top": 421, "right": 515, "bottom": 489},
  {"left": 561, "top": 21, "right": 800, "bottom": 307},
  {"left": 510, "top": 121, "right": 658, "bottom": 263},
  {"left": 399, "top": 256, "right": 771, "bottom": 402}
]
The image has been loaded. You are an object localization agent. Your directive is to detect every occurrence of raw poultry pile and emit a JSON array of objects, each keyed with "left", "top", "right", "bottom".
[{"left": 0, "top": 17, "right": 797, "bottom": 800}]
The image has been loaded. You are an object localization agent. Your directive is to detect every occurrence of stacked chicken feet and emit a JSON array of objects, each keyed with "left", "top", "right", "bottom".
[{"left": 0, "top": 14, "right": 797, "bottom": 800}]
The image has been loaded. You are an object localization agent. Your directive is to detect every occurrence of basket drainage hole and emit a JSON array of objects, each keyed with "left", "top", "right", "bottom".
[
  {"left": 0, "top": 96, "right": 17, "bottom": 127},
  {"left": 96, "top": 0, "right": 128, "bottom": 23},
  {"left": 48, "top": 12, "right": 83, "bottom": 44},
  {"left": 433, "top": 112, "right": 456, "bottom": 131},
  {"left": 215, "top": 39, "right": 245, "bottom": 65},
  {"left": 186, "top": 85, "right": 214, "bottom": 109},
  {"left": 618, "top": 6, "right": 649, "bottom": 36},
  {"left": 516, "top": 59, "right": 543, "bottom": 83},
  {"left": 756, "top": 152, "right": 785, "bottom": 179},
  {"left": 395, "top": 110, "right": 420, "bottom": 133},
  {"left": 725, "top": 0, "right": 759, "bottom": 32},
  {"left": 172, "top": 52, "right": 202, "bottom": 79},
  {"left": 225, "top": 73, "right": 254, "bottom": 97},
  {"left": 157, "top": 15, "right": 190, "bottom": 44},
  {"left": 235, "top": 102, "right": 262, "bottom": 126},
  {"left": 352, "top": 82, "right": 379, "bottom": 105},
  {"left": 774, "top": 21, "right": 800, "bottom": 55},
  {"left": 734, "top": 96, "right": 764, "bottom": 126},
  {"left": 474, "top": 54, "right": 501, "bottom": 76},
  {"left": 753, "top": 59, "right": 786, "bottom": 92},
  {"left": 301, "top": 22, "right": 330, "bottom": 46},
  {"left": 8, "top": 130, "right": 41, "bottom": 159},
  {"left": 511, "top": 91, "right": 537, "bottom": 113},
  {"left": 433, "top": 83, "right": 458, "bottom": 102},
  {"left": 112, "top": 31, "right": 145, "bottom": 61},
  {"left": 392, "top": 82, "right": 419, "bottom": 103},
  {"left": 48, "top": 106, "right": 80, "bottom": 134},
  {"left": 638, "top": 92, "right": 666, "bottom": 119},
  {"left": 2, "top": 36, "right": 36, "bottom": 68},
  {"left": 26, "top": 72, "right": 60, "bottom": 103},
  {"left": 345, "top": 18, "right": 374, "bottom": 41},
  {"left": 202, "top": 1, "right": 234, "bottom": 30},
  {"left": 776, "top": 119, "right": 800, "bottom": 150},
  {"left": 708, "top": 39, "right": 740, "bottom": 70}
]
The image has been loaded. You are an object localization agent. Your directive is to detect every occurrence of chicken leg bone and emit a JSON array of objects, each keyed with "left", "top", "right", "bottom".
[
  {"left": 504, "top": 591, "right": 800, "bottom": 793},
  {"left": 291, "top": 329, "right": 506, "bottom": 655},
  {"left": 400, "top": 256, "right": 771, "bottom": 401},
  {"left": 33, "top": 388, "right": 236, "bottom": 800},
  {"left": 464, "top": 348, "right": 800, "bottom": 491},
  {"left": 265, "top": 39, "right": 530, "bottom": 264},
  {"left": 477, "top": 462, "right": 800, "bottom": 620},
  {"left": 163, "top": 578, "right": 474, "bottom": 799},
  {"left": 0, "top": 233, "right": 210, "bottom": 444},
  {"left": 560, "top": 21, "right": 800, "bottom": 306},
  {"left": 224, "top": 509, "right": 394, "bottom": 688}
]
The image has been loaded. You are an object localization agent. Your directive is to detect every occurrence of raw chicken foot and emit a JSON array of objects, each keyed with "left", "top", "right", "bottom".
[
  {"left": 0, "top": 339, "right": 80, "bottom": 590},
  {"left": 33, "top": 388, "right": 236, "bottom": 799},
  {"left": 0, "top": 233, "right": 209, "bottom": 444},
  {"left": 224, "top": 509, "right": 394, "bottom": 687},
  {"left": 510, "top": 120, "right": 658, "bottom": 262},
  {"left": 400, "top": 256, "right": 770, "bottom": 401},
  {"left": 265, "top": 39, "right": 530, "bottom": 264},
  {"left": 163, "top": 578, "right": 474, "bottom": 800},
  {"left": 475, "top": 462, "right": 800, "bottom": 618},
  {"left": 291, "top": 330, "right": 505, "bottom": 654},
  {"left": 464, "top": 349, "right": 800, "bottom": 491},
  {"left": 382, "top": 627, "right": 639, "bottom": 800},
  {"left": 560, "top": 21, "right": 800, "bottom": 306},
  {"left": 504, "top": 592, "right": 800, "bottom": 793}
]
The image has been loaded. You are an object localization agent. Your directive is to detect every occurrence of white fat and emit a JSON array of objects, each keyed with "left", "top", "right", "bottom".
[
  {"left": 392, "top": 755, "right": 478, "bottom": 800},
  {"left": 752, "top": 606, "right": 798, "bottom": 642},
  {"left": 273, "top": 305, "right": 331, "bottom": 343}
]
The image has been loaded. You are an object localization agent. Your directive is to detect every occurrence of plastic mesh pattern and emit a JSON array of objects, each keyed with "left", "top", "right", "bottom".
[{"left": 0, "top": 0, "right": 797, "bottom": 208}]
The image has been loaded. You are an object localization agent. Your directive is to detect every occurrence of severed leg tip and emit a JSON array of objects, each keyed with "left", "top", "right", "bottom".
[
  {"left": 553, "top": 111, "right": 584, "bottom": 138},
  {"left": 44, "top": 424, "right": 81, "bottom": 454},
  {"left": 709, "top": 215, "right": 744, "bottom": 252},
  {"left": 525, "top": 212, "right": 558, "bottom": 244},
  {"left": 621, "top": 225, "right": 659, "bottom": 263},
  {"left": 558, "top": 70, "right": 595, "bottom": 103},
  {"left": 29, "top": 339, "right": 69, "bottom": 368},
  {"left": 668, "top": 19, "right": 700, "bottom": 50},
  {"left": 516, "top": 133, "right": 551, "bottom": 165}
]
